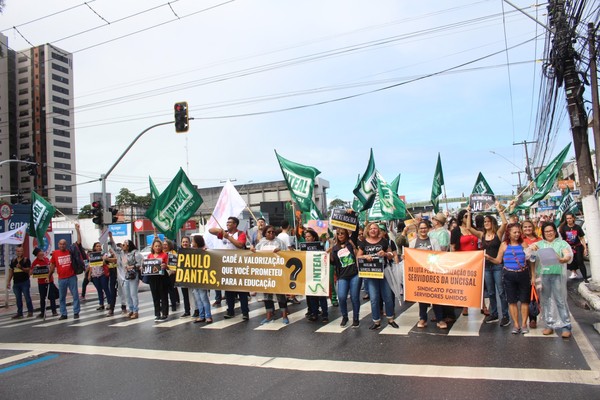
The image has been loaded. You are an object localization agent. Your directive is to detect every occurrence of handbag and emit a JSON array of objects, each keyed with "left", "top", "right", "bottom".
[
  {"left": 529, "top": 285, "right": 540, "bottom": 318},
  {"left": 48, "top": 283, "right": 59, "bottom": 301}
]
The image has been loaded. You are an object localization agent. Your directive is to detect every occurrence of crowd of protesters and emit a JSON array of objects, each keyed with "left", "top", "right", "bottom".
[{"left": 5, "top": 209, "right": 587, "bottom": 339}]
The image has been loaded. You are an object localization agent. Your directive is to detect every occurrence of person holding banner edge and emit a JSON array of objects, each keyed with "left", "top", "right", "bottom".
[
  {"left": 357, "top": 222, "right": 398, "bottom": 330},
  {"left": 189, "top": 235, "right": 213, "bottom": 324}
]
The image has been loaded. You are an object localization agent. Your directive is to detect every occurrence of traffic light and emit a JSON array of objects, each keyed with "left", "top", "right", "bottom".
[
  {"left": 174, "top": 101, "right": 189, "bottom": 133},
  {"left": 109, "top": 207, "right": 118, "bottom": 223},
  {"left": 92, "top": 201, "right": 103, "bottom": 225},
  {"left": 26, "top": 156, "right": 38, "bottom": 176}
]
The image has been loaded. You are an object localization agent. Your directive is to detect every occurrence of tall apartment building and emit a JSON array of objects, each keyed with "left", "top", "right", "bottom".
[{"left": 0, "top": 33, "right": 78, "bottom": 215}]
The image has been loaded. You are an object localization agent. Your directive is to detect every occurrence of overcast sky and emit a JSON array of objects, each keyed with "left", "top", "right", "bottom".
[{"left": 1, "top": 0, "right": 578, "bottom": 210}]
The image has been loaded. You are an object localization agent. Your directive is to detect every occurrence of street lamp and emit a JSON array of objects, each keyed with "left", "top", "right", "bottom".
[{"left": 490, "top": 150, "right": 524, "bottom": 188}]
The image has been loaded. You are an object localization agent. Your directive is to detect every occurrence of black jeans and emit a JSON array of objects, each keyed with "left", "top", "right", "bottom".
[
  {"left": 38, "top": 283, "right": 57, "bottom": 315},
  {"left": 225, "top": 291, "right": 249, "bottom": 316},
  {"left": 149, "top": 274, "right": 170, "bottom": 317}
]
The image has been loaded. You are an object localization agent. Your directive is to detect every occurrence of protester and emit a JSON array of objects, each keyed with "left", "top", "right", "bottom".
[
  {"left": 467, "top": 204, "right": 509, "bottom": 326},
  {"left": 558, "top": 213, "right": 589, "bottom": 282},
  {"left": 252, "top": 225, "right": 289, "bottom": 324},
  {"left": 450, "top": 209, "right": 479, "bottom": 318},
  {"left": 49, "top": 223, "right": 82, "bottom": 320},
  {"left": 331, "top": 228, "right": 360, "bottom": 327},
  {"left": 163, "top": 239, "right": 180, "bottom": 312},
  {"left": 304, "top": 228, "right": 328, "bottom": 323},
  {"left": 530, "top": 222, "right": 574, "bottom": 338},
  {"left": 147, "top": 238, "right": 170, "bottom": 321},
  {"left": 248, "top": 217, "right": 266, "bottom": 247},
  {"left": 190, "top": 235, "right": 213, "bottom": 324},
  {"left": 87, "top": 242, "right": 111, "bottom": 311},
  {"left": 31, "top": 247, "right": 58, "bottom": 318},
  {"left": 489, "top": 223, "right": 532, "bottom": 334},
  {"left": 104, "top": 245, "right": 125, "bottom": 317},
  {"left": 521, "top": 219, "right": 541, "bottom": 329},
  {"left": 80, "top": 255, "right": 91, "bottom": 303},
  {"left": 410, "top": 220, "right": 448, "bottom": 329},
  {"left": 179, "top": 236, "right": 197, "bottom": 318},
  {"left": 428, "top": 212, "right": 450, "bottom": 251},
  {"left": 357, "top": 222, "right": 398, "bottom": 330},
  {"left": 108, "top": 232, "right": 143, "bottom": 319},
  {"left": 209, "top": 217, "right": 250, "bottom": 320},
  {"left": 7, "top": 245, "right": 33, "bottom": 319}
]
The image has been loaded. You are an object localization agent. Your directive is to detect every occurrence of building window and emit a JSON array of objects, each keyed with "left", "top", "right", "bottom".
[
  {"left": 53, "top": 128, "right": 70, "bottom": 138},
  {"left": 54, "top": 162, "right": 71, "bottom": 170},
  {"left": 19, "top": 110, "right": 29, "bottom": 117},
  {"left": 53, "top": 139, "right": 70, "bottom": 149},
  {"left": 52, "top": 95, "right": 69, "bottom": 105},
  {"left": 51, "top": 63, "right": 68, "bottom": 74},
  {"left": 19, "top": 143, "right": 30, "bottom": 150},
  {"left": 52, "top": 74, "right": 69, "bottom": 85},
  {"left": 55, "top": 196, "right": 73, "bottom": 203},
  {"left": 18, "top": 99, "right": 29, "bottom": 106},
  {"left": 18, "top": 66, "right": 28, "bottom": 74},
  {"left": 55, "top": 185, "right": 72, "bottom": 192},
  {"left": 51, "top": 85, "right": 69, "bottom": 95},
  {"left": 18, "top": 77, "right": 28, "bottom": 84},
  {"left": 51, "top": 52, "right": 69, "bottom": 64},
  {"left": 54, "top": 151, "right": 71, "bottom": 159},
  {"left": 18, "top": 88, "right": 28, "bottom": 95},
  {"left": 53, "top": 118, "right": 70, "bottom": 127},
  {"left": 18, "top": 56, "right": 27, "bottom": 63},
  {"left": 20, "top": 177, "right": 31, "bottom": 183},
  {"left": 52, "top": 107, "right": 69, "bottom": 116},
  {"left": 54, "top": 173, "right": 72, "bottom": 181},
  {"left": 19, "top": 121, "right": 29, "bottom": 128}
]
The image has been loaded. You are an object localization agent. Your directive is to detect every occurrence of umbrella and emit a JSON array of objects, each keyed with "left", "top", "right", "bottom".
[{"left": 384, "top": 261, "right": 404, "bottom": 306}]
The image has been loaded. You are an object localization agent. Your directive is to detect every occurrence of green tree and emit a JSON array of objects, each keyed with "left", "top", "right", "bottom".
[
  {"left": 79, "top": 204, "right": 93, "bottom": 219},
  {"left": 115, "top": 188, "right": 152, "bottom": 207},
  {"left": 328, "top": 198, "right": 349, "bottom": 212}
]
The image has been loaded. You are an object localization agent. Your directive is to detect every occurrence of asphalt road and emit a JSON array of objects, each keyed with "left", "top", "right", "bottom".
[{"left": 0, "top": 284, "right": 599, "bottom": 400}]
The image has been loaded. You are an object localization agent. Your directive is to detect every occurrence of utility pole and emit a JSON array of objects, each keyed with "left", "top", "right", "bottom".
[
  {"left": 548, "top": 0, "right": 600, "bottom": 286},
  {"left": 588, "top": 23, "right": 600, "bottom": 181},
  {"left": 513, "top": 140, "right": 537, "bottom": 183}
]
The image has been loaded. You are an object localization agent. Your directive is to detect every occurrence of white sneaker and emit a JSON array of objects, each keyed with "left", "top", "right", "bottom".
[{"left": 569, "top": 272, "right": 578, "bottom": 279}]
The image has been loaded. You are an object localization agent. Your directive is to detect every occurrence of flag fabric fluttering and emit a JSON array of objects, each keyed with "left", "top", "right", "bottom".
[
  {"left": 145, "top": 168, "right": 203, "bottom": 240},
  {"left": 374, "top": 172, "right": 406, "bottom": 220},
  {"left": 353, "top": 149, "right": 377, "bottom": 212},
  {"left": 204, "top": 180, "right": 248, "bottom": 249},
  {"left": 29, "top": 191, "right": 55, "bottom": 246},
  {"left": 390, "top": 173, "right": 401, "bottom": 195},
  {"left": 149, "top": 176, "right": 160, "bottom": 200},
  {"left": 512, "top": 144, "right": 571, "bottom": 213},
  {"left": 0, "top": 223, "right": 28, "bottom": 245},
  {"left": 430, "top": 153, "right": 444, "bottom": 213},
  {"left": 471, "top": 172, "right": 494, "bottom": 195},
  {"left": 275, "top": 151, "right": 322, "bottom": 219},
  {"left": 554, "top": 188, "right": 578, "bottom": 226}
]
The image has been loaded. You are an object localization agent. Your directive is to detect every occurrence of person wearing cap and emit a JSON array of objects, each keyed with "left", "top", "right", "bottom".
[
  {"left": 428, "top": 212, "right": 450, "bottom": 251},
  {"left": 31, "top": 247, "right": 58, "bottom": 318}
]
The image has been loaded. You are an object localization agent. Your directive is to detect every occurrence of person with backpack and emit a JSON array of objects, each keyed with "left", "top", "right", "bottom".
[{"left": 49, "top": 223, "right": 83, "bottom": 320}]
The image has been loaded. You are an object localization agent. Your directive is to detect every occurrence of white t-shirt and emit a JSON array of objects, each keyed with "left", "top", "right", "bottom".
[{"left": 277, "top": 232, "right": 291, "bottom": 249}]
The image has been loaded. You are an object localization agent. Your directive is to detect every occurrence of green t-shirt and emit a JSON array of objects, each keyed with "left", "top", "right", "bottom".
[
  {"left": 428, "top": 228, "right": 450, "bottom": 251},
  {"left": 536, "top": 239, "right": 570, "bottom": 275}
]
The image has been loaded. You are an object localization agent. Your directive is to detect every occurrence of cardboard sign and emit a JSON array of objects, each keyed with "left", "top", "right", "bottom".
[
  {"left": 168, "top": 252, "right": 178, "bottom": 271},
  {"left": 469, "top": 194, "right": 496, "bottom": 212},
  {"left": 88, "top": 252, "right": 103, "bottom": 268},
  {"left": 32, "top": 264, "right": 49, "bottom": 279},
  {"left": 141, "top": 258, "right": 163, "bottom": 276},
  {"left": 357, "top": 257, "right": 384, "bottom": 279},
  {"left": 330, "top": 209, "right": 358, "bottom": 231}
]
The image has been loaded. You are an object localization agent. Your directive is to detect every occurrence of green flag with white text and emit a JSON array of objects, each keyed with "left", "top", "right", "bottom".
[
  {"left": 275, "top": 151, "right": 322, "bottom": 219},
  {"left": 554, "top": 188, "right": 578, "bottom": 226},
  {"left": 430, "top": 153, "right": 444, "bottom": 213},
  {"left": 353, "top": 149, "right": 377, "bottom": 211},
  {"left": 512, "top": 144, "right": 571, "bottom": 213},
  {"left": 471, "top": 172, "right": 494, "bottom": 195},
  {"left": 375, "top": 171, "right": 406, "bottom": 220},
  {"left": 29, "top": 191, "right": 55, "bottom": 245},
  {"left": 145, "top": 168, "right": 203, "bottom": 240}
]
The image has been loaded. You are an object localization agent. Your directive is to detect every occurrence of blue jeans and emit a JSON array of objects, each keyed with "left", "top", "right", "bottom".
[
  {"left": 92, "top": 275, "right": 110, "bottom": 306},
  {"left": 485, "top": 264, "right": 508, "bottom": 318},
  {"left": 367, "top": 278, "right": 394, "bottom": 322},
  {"left": 123, "top": 276, "right": 139, "bottom": 312},
  {"left": 13, "top": 280, "right": 34, "bottom": 316},
  {"left": 337, "top": 274, "right": 360, "bottom": 320},
  {"left": 58, "top": 275, "right": 80, "bottom": 316},
  {"left": 192, "top": 288, "right": 211, "bottom": 319}
]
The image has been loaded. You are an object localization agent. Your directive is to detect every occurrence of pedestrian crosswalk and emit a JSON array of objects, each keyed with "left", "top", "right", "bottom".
[{"left": 0, "top": 298, "right": 556, "bottom": 337}]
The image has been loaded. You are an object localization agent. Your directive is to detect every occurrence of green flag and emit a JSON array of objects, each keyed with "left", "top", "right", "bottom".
[
  {"left": 353, "top": 149, "right": 377, "bottom": 211},
  {"left": 430, "top": 153, "right": 444, "bottom": 213},
  {"left": 29, "top": 191, "right": 55, "bottom": 245},
  {"left": 554, "top": 188, "right": 578, "bottom": 226},
  {"left": 149, "top": 176, "right": 160, "bottom": 200},
  {"left": 471, "top": 172, "right": 494, "bottom": 195},
  {"left": 512, "top": 144, "right": 571, "bottom": 213},
  {"left": 145, "top": 168, "right": 203, "bottom": 240},
  {"left": 374, "top": 171, "right": 406, "bottom": 220},
  {"left": 275, "top": 151, "right": 322, "bottom": 218},
  {"left": 390, "top": 173, "right": 401, "bottom": 194}
]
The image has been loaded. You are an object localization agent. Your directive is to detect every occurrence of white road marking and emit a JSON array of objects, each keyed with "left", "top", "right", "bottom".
[
  {"left": 0, "top": 342, "right": 597, "bottom": 386},
  {"left": 380, "top": 303, "right": 419, "bottom": 335},
  {"left": 316, "top": 302, "right": 372, "bottom": 333},
  {"left": 0, "top": 350, "right": 44, "bottom": 366},
  {"left": 447, "top": 307, "right": 485, "bottom": 336}
]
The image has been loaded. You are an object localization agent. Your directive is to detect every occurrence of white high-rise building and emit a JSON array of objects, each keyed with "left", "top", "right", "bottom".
[{"left": 0, "top": 33, "right": 78, "bottom": 215}]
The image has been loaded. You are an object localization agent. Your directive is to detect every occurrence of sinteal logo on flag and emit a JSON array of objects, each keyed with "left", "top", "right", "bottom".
[
  {"left": 155, "top": 183, "right": 196, "bottom": 231},
  {"left": 32, "top": 200, "right": 49, "bottom": 228},
  {"left": 282, "top": 168, "right": 310, "bottom": 199}
]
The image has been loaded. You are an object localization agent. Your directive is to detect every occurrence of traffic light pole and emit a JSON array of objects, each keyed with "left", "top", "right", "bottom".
[{"left": 99, "top": 121, "right": 174, "bottom": 225}]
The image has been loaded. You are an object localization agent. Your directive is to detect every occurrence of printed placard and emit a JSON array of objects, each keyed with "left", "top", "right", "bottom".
[
  {"left": 298, "top": 242, "right": 324, "bottom": 251},
  {"left": 141, "top": 258, "right": 163, "bottom": 276},
  {"left": 88, "top": 252, "right": 103, "bottom": 268},
  {"left": 330, "top": 208, "right": 358, "bottom": 231},
  {"left": 403, "top": 248, "right": 484, "bottom": 308},
  {"left": 32, "top": 264, "right": 49, "bottom": 279},
  {"left": 357, "top": 257, "right": 384, "bottom": 279},
  {"left": 469, "top": 194, "right": 496, "bottom": 212},
  {"left": 174, "top": 248, "right": 330, "bottom": 295},
  {"left": 168, "top": 252, "right": 178, "bottom": 271}
]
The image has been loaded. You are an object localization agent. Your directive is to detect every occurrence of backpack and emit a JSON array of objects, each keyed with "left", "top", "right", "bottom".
[{"left": 69, "top": 242, "right": 87, "bottom": 275}]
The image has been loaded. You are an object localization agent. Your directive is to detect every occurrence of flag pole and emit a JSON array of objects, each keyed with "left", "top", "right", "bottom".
[
  {"left": 55, "top": 208, "right": 78, "bottom": 223},
  {"left": 443, "top": 185, "right": 449, "bottom": 212}
]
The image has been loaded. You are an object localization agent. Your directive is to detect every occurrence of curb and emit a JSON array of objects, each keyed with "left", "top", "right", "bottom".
[{"left": 578, "top": 281, "right": 600, "bottom": 311}]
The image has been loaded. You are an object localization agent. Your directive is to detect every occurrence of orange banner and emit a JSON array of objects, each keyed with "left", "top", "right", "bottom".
[{"left": 404, "top": 248, "right": 484, "bottom": 308}]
